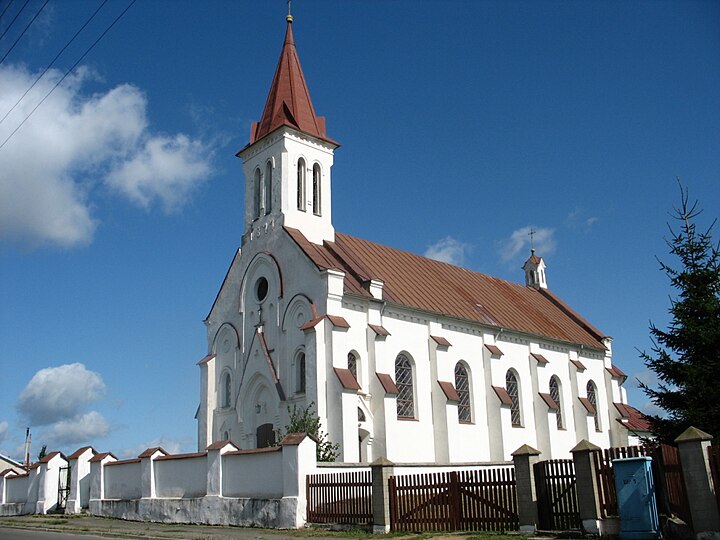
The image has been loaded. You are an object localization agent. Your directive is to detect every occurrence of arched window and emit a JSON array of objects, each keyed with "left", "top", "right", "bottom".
[
  {"left": 297, "top": 158, "right": 306, "bottom": 211},
  {"left": 222, "top": 372, "right": 232, "bottom": 408},
  {"left": 395, "top": 354, "right": 415, "bottom": 419},
  {"left": 264, "top": 161, "right": 272, "bottom": 214},
  {"left": 296, "top": 351, "right": 306, "bottom": 394},
  {"left": 312, "top": 163, "right": 321, "bottom": 215},
  {"left": 506, "top": 370, "right": 521, "bottom": 427},
  {"left": 455, "top": 362, "right": 471, "bottom": 423},
  {"left": 348, "top": 352, "right": 358, "bottom": 381},
  {"left": 253, "top": 168, "right": 262, "bottom": 218},
  {"left": 549, "top": 376, "right": 563, "bottom": 429},
  {"left": 587, "top": 380, "right": 600, "bottom": 431}
]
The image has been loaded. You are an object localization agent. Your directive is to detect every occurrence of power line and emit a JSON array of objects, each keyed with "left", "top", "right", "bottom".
[
  {"left": 0, "top": 0, "right": 109, "bottom": 126},
  {"left": 0, "top": 0, "right": 49, "bottom": 65},
  {"left": 0, "top": 0, "right": 136, "bottom": 152},
  {"left": 0, "top": 0, "right": 29, "bottom": 41},
  {"left": 0, "top": 1, "right": 17, "bottom": 21}
]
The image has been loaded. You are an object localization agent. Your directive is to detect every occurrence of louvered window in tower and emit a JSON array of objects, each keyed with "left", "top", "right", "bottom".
[
  {"left": 506, "top": 370, "right": 521, "bottom": 427},
  {"left": 254, "top": 168, "right": 262, "bottom": 218},
  {"left": 455, "top": 363, "right": 471, "bottom": 423},
  {"left": 395, "top": 354, "right": 414, "bottom": 419},
  {"left": 297, "top": 158, "right": 306, "bottom": 211},
  {"left": 264, "top": 161, "right": 272, "bottom": 214},
  {"left": 312, "top": 163, "right": 321, "bottom": 215}
]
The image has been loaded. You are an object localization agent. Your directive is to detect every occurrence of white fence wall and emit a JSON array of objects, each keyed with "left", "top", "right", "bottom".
[
  {"left": 155, "top": 455, "right": 207, "bottom": 498},
  {"left": 104, "top": 461, "right": 142, "bottom": 500},
  {"left": 222, "top": 450, "right": 283, "bottom": 498},
  {"left": 5, "top": 475, "right": 29, "bottom": 503}
]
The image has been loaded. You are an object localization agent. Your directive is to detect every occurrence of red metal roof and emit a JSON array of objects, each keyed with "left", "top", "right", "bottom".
[
  {"left": 485, "top": 344, "right": 504, "bottom": 357},
  {"left": 431, "top": 335, "right": 452, "bottom": 347},
  {"left": 376, "top": 372, "right": 399, "bottom": 395},
  {"left": 334, "top": 367, "right": 360, "bottom": 391},
  {"left": 539, "top": 392, "right": 559, "bottom": 410},
  {"left": 249, "top": 20, "right": 336, "bottom": 146},
  {"left": 614, "top": 402, "right": 651, "bottom": 432},
  {"left": 492, "top": 385, "right": 513, "bottom": 406},
  {"left": 285, "top": 228, "right": 607, "bottom": 350},
  {"left": 531, "top": 353, "right": 549, "bottom": 365},
  {"left": 368, "top": 324, "right": 390, "bottom": 336}
]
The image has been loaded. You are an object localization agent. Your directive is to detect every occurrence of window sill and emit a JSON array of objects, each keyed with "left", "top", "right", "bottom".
[{"left": 397, "top": 416, "right": 418, "bottom": 422}]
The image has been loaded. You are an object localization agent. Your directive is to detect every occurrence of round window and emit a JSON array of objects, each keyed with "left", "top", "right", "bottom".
[{"left": 255, "top": 277, "right": 269, "bottom": 302}]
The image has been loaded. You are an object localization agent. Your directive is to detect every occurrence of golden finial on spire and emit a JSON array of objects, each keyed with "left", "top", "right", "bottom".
[{"left": 286, "top": 0, "right": 293, "bottom": 23}]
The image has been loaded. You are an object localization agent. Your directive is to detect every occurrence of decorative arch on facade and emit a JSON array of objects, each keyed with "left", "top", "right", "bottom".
[
  {"left": 549, "top": 375, "right": 563, "bottom": 429},
  {"left": 586, "top": 380, "right": 601, "bottom": 431},
  {"left": 211, "top": 323, "right": 242, "bottom": 357},
  {"left": 238, "top": 252, "right": 284, "bottom": 315},
  {"left": 395, "top": 352, "right": 415, "bottom": 419},
  {"left": 297, "top": 157, "right": 307, "bottom": 211},
  {"left": 505, "top": 369, "right": 522, "bottom": 427},
  {"left": 312, "top": 162, "right": 322, "bottom": 215},
  {"left": 454, "top": 361, "right": 472, "bottom": 423},
  {"left": 280, "top": 293, "right": 316, "bottom": 332},
  {"left": 241, "top": 373, "right": 278, "bottom": 447}
]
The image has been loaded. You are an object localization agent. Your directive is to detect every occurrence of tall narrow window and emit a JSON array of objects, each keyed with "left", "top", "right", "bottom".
[
  {"left": 222, "top": 372, "right": 232, "bottom": 408},
  {"left": 395, "top": 354, "right": 414, "bottom": 419},
  {"left": 312, "top": 163, "right": 321, "bottom": 215},
  {"left": 297, "top": 158, "right": 306, "bottom": 211},
  {"left": 455, "top": 362, "right": 471, "bottom": 423},
  {"left": 348, "top": 352, "right": 358, "bottom": 381},
  {"left": 587, "top": 381, "right": 600, "bottom": 431},
  {"left": 296, "top": 351, "right": 306, "bottom": 394},
  {"left": 549, "top": 376, "right": 563, "bottom": 429},
  {"left": 506, "top": 370, "right": 521, "bottom": 427},
  {"left": 264, "top": 161, "right": 272, "bottom": 214},
  {"left": 254, "top": 168, "right": 262, "bottom": 218}
]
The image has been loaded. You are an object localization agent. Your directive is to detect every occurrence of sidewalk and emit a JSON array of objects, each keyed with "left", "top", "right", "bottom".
[{"left": 0, "top": 514, "right": 501, "bottom": 540}]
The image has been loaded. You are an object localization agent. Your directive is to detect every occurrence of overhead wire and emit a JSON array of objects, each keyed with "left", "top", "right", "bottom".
[
  {"left": 0, "top": 0, "right": 136, "bottom": 151},
  {"left": 1, "top": 1, "right": 17, "bottom": 21},
  {"left": 0, "top": 0, "right": 29, "bottom": 41},
  {"left": 0, "top": 0, "right": 49, "bottom": 65},
  {"left": 0, "top": 0, "right": 110, "bottom": 126}
]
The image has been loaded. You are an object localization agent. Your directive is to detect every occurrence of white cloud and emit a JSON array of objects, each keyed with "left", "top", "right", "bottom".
[
  {"left": 424, "top": 236, "right": 470, "bottom": 266},
  {"left": 17, "top": 363, "right": 106, "bottom": 426},
  {"left": 566, "top": 207, "right": 599, "bottom": 229},
  {"left": 0, "top": 64, "right": 211, "bottom": 248},
  {"left": 106, "top": 134, "right": 210, "bottom": 212},
  {"left": 0, "top": 421, "right": 8, "bottom": 444},
  {"left": 46, "top": 411, "right": 109, "bottom": 447},
  {"left": 500, "top": 225, "right": 556, "bottom": 263}
]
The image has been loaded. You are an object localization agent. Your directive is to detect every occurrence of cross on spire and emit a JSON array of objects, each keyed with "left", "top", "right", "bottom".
[
  {"left": 287, "top": 0, "right": 293, "bottom": 22},
  {"left": 529, "top": 228, "right": 536, "bottom": 253}
]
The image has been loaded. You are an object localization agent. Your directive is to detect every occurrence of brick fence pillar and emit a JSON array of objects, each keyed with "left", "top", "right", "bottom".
[
  {"left": 371, "top": 457, "right": 394, "bottom": 534},
  {"left": 675, "top": 427, "right": 720, "bottom": 539},
  {"left": 571, "top": 439, "right": 604, "bottom": 535},
  {"left": 512, "top": 444, "right": 541, "bottom": 534}
]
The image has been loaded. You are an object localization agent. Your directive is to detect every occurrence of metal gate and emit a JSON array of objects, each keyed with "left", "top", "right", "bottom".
[
  {"left": 534, "top": 459, "right": 580, "bottom": 531},
  {"left": 56, "top": 466, "right": 71, "bottom": 511}
]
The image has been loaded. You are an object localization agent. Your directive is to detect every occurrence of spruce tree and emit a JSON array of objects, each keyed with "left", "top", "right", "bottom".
[{"left": 638, "top": 181, "right": 720, "bottom": 443}]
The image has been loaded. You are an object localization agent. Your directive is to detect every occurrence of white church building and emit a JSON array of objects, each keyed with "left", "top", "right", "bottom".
[{"left": 196, "top": 15, "right": 647, "bottom": 464}]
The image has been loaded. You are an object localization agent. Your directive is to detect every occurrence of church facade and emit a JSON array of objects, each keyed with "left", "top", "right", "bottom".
[{"left": 196, "top": 16, "right": 647, "bottom": 463}]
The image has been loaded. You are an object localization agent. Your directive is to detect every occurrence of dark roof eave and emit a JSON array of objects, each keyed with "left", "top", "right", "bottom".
[{"left": 236, "top": 124, "right": 339, "bottom": 158}]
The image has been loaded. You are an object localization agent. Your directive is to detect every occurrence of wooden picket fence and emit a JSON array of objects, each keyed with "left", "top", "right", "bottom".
[
  {"left": 306, "top": 470, "right": 372, "bottom": 524},
  {"left": 534, "top": 459, "right": 580, "bottom": 530},
  {"left": 389, "top": 468, "right": 518, "bottom": 532},
  {"left": 655, "top": 443, "right": 692, "bottom": 526},
  {"left": 592, "top": 445, "right": 648, "bottom": 517}
]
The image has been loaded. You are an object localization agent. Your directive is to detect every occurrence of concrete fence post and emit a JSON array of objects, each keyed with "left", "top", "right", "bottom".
[
  {"left": 281, "top": 433, "right": 318, "bottom": 528},
  {"left": 66, "top": 446, "right": 96, "bottom": 514},
  {"left": 571, "top": 439, "right": 605, "bottom": 535},
  {"left": 675, "top": 427, "right": 720, "bottom": 539},
  {"left": 512, "top": 444, "right": 541, "bottom": 534},
  {"left": 371, "top": 456, "right": 394, "bottom": 534},
  {"left": 139, "top": 447, "right": 167, "bottom": 500},
  {"left": 88, "top": 452, "right": 116, "bottom": 514},
  {"left": 205, "top": 440, "right": 238, "bottom": 498},
  {"left": 0, "top": 469, "right": 11, "bottom": 505}
]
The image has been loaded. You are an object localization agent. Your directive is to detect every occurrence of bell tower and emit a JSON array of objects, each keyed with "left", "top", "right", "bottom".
[
  {"left": 237, "top": 14, "right": 338, "bottom": 246},
  {"left": 523, "top": 249, "right": 548, "bottom": 289}
]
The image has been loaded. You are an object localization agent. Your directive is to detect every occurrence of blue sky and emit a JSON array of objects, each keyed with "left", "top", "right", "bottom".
[{"left": 1, "top": 0, "right": 718, "bottom": 461}]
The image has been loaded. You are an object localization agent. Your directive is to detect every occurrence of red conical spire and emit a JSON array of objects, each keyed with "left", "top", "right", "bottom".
[{"left": 250, "top": 17, "right": 336, "bottom": 145}]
